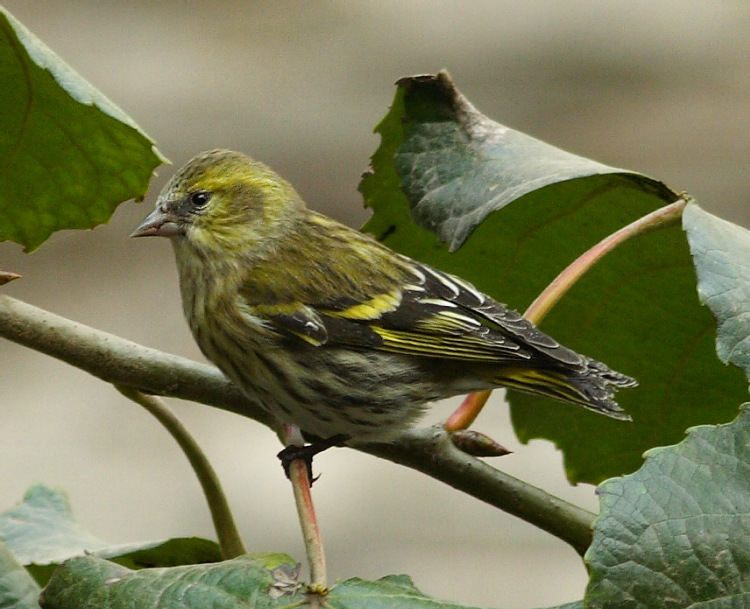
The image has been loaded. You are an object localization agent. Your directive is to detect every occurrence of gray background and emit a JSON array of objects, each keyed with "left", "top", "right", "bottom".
[{"left": 2, "top": 2, "right": 748, "bottom": 607}]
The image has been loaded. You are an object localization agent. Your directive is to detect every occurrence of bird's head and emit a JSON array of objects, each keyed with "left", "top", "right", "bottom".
[{"left": 132, "top": 149, "right": 304, "bottom": 259}]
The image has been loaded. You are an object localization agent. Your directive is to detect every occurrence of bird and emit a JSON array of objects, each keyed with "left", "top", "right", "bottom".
[{"left": 132, "top": 149, "right": 636, "bottom": 466}]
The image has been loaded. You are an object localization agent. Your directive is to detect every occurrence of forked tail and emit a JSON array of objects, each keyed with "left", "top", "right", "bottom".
[{"left": 491, "top": 359, "right": 636, "bottom": 420}]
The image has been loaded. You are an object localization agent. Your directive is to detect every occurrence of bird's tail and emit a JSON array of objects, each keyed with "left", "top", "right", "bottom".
[{"left": 490, "top": 360, "right": 636, "bottom": 421}]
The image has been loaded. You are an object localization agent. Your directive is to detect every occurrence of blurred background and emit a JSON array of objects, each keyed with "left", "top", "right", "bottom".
[{"left": 1, "top": 2, "right": 748, "bottom": 607}]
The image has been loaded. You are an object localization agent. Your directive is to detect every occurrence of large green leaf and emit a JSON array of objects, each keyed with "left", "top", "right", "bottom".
[
  {"left": 40, "top": 553, "right": 299, "bottom": 609},
  {"left": 684, "top": 203, "right": 750, "bottom": 378},
  {"left": 360, "top": 71, "right": 747, "bottom": 484},
  {"left": 40, "top": 554, "right": 502, "bottom": 609},
  {"left": 584, "top": 406, "right": 750, "bottom": 608},
  {"left": 0, "top": 485, "right": 221, "bottom": 586},
  {"left": 0, "top": 8, "right": 166, "bottom": 251}
]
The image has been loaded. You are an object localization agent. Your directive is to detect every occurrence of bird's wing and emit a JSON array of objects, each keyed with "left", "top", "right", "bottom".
[{"left": 239, "top": 261, "right": 585, "bottom": 369}]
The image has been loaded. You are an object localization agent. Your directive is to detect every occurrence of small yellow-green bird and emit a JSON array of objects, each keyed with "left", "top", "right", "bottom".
[{"left": 132, "top": 149, "right": 635, "bottom": 452}]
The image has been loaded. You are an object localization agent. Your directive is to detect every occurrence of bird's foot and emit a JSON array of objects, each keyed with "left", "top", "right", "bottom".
[{"left": 277, "top": 434, "right": 347, "bottom": 485}]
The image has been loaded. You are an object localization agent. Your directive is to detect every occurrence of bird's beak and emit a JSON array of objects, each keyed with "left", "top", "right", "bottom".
[{"left": 130, "top": 207, "right": 181, "bottom": 238}]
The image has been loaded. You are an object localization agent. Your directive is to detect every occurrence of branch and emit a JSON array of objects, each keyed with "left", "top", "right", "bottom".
[
  {"left": 359, "top": 429, "right": 594, "bottom": 555},
  {"left": 0, "top": 294, "right": 274, "bottom": 427},
  {"left": 0, "top": 294, "right": 595, "bottom": 553}
]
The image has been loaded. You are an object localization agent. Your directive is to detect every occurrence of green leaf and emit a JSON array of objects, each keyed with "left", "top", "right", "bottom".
[
  {"left": 328, "top": 575, "right": 486, "bottom": 609},
  {"left": 41, "top": 556, "right": 503, "bottom": 609},
  {"left": 0, "top": 485, "right": 109, "bottom": 565},
  {"left": 40, "top": 553, "right": 301, "bottom": 609},
  {"left": 584, "top": 406, "right": 750, "bottom": 608},
  {"left": 0, "top": 8, "right": 167, "bottom": 251},
  {"left": 360, "top": 71, "right": 747, "bottom": 484},
  {"left": 0, "top": 485, "right": 221, "bottom": 586},
  {"left": 684, "top": 203, "right": 750, "bottom": 379},
  {"left": 0, "top": 540, "right": 41, "bottom": 609}
]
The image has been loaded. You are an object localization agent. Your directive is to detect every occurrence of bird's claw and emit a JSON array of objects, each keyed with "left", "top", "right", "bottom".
[{"left": 276, "top": 434, "right": 347, "bottom": 486}]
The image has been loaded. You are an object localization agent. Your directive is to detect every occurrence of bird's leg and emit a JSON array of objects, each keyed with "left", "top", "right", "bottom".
[
  {"left": 277, "top": 433, "right": 347, "bottom": 485},
  {"left": 279, "top": 424, "right": 339, "bottom": 598}
]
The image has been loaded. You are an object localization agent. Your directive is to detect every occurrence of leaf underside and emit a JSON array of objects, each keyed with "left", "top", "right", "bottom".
[
  {"left": 0, "top": 485, "right": 221, "bottom": 586},
  {"left": 586, "top": 407, "right": 750, "bottom": 608}
]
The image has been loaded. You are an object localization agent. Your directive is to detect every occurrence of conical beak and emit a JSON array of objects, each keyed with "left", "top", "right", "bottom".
[{"left": 131, "top": 207, "right": 180, "bottom": 238}]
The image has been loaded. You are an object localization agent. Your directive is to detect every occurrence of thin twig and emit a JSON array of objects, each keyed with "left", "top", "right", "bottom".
[{"left": 116, "top": 386, "right": 246, "bottom": 559}]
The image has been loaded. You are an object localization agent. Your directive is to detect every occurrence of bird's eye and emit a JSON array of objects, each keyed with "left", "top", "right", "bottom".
[{"left": 189, "top": 191, "right": 212, "bottom": 208}]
